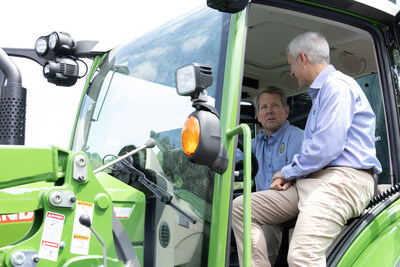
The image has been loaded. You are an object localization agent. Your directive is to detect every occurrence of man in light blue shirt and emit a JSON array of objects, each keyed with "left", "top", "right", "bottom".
[
  {"left": 279, "top": 64, "right": 381, "bottom": 179},
  {"left": 235, "top": 86, "right": 303, "bottom": 265},
  {"left": 232, "top": 32, "right": 382, "bottom": 267},
  {"left": 236, "top": 87, "right": 304, "bottom": 191}
]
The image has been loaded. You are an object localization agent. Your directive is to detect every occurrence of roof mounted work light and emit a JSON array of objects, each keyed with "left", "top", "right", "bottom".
[
  {"left": 33, "top": 32, "right": 83, "bottom": 86},
  {"left": 34, "top": 31, "right": 76, "bottom": 57},
  {"left": 43, "top": 57, "right": 79, "bottom": 86},
  {"left": 35, "top": 37, "right": 49, "bottom": 56},
  {"left": 175, "top": 63, "right": 212, "bottom": 102},
  {"left": 49, "top": 32, "right": 76, "bottom": 55}
]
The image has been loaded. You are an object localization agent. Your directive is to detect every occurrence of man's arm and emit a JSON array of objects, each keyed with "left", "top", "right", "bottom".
[{"left": 281, "top": 79, "right": 355, "bottom": 180}]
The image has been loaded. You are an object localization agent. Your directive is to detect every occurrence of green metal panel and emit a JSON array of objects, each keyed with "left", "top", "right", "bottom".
[
  {"left": 352, "top": 218, "right": 400, "bottom": 266},
  {"left": 208, "top": 7, "right": 248, "bottom": 267},
  {"left": 0, "top": 146, "right": 54, "bottom": 188},
  {"left": 0, "top": 181, "right": 52, "bottom": 246},
  {"left": 337, "top": 197, "right": 400, "bottom": 266},
  {"left": 0, "top": 146, "right": 68, "bottom": 248},
  {"left": 96, "top": 172, "right": 146, "bottom": 265},
  {"left": 0, "top": 147, "right": 128, "bottom": 266}
]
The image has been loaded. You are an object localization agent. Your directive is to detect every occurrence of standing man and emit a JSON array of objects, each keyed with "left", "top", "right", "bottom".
[
  {"left": 232, "top": 32, "right": 381, "bottom": 267},
  {"left": 236, "top": 86, "right": 304, "bottom": 265}
]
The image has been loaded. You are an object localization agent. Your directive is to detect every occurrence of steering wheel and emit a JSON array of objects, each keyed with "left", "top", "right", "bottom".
[
  {"left": 110, "top": 145, "right": 146, "bottom": 185},
  {"left": 235, "top": 136, "right": 259, "bottom": 181}
]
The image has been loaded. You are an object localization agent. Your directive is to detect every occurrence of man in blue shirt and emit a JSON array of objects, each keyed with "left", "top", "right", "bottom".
[
  {"left": 236, "top": 86, "right": 303, "bottom": 265},
  {"left": 236, "top": 86, "right": 304, "bottom": 191},
  {"left": 232, "top": 32, "right": 382, "bottom": 267}
]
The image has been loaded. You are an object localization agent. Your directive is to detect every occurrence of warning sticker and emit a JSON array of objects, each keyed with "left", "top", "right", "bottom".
[
  {"left": 114, "top": 207, "right": 132, "bottom": 219},
  {"left": 38, "top": 211, "right": 65, "bottom": 262},
  {"left": 70, "top": 201, "right": 94, "bottom": 255}
]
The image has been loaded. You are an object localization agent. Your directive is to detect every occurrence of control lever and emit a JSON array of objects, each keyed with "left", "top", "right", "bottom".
[
  {"left": 79, "top": 214, "right": 107, "bottom": 267},
  {"left": 94, "top": 138, "right": 156, "bottom": 174}
]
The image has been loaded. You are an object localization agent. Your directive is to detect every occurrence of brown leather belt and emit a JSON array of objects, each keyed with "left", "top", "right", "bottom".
[{"left": 359, "top": 168, "right": 374, "bottom": 177}]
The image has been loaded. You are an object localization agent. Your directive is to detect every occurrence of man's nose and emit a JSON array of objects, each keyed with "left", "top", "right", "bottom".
[{"left": 291, "top": 72, "right": 295, "bottom": 77}]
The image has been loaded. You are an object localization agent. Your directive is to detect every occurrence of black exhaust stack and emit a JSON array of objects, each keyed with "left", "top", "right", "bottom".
[{"left": 0, "top": 48, "right": 26, "bottom": 145}]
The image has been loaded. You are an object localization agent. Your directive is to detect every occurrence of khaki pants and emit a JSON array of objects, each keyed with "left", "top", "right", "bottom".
[
  {"left": 232, "top": 167, "right": 374, "bottom": 267},
  {"left": 263, "top": 224, "right": 282, "bottom": 266}
]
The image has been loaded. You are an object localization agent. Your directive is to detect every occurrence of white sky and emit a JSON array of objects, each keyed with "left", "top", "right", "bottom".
[{"left": 0, "top": 0, "right": 204, "bottom": 148}]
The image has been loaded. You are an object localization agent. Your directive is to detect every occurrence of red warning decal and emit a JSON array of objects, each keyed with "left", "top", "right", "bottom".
[
  {"left": 41, "top": 240, "right": 59, "bottom": 248},
  {"left": 47, "top": 212, "right": 65, "bottom": 220},
  {"left": 0, "top": 212, "right": 34, "bottom": 224}
]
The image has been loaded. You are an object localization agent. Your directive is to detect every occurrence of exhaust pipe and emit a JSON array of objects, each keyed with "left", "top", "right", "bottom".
[{"left": 0, "top": 48, "right": 26, "bottom": 145}]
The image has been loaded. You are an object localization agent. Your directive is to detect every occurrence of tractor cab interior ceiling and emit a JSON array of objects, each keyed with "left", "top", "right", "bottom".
[{"left": 242, "top": 4, "right": 375, "bottom": 100}]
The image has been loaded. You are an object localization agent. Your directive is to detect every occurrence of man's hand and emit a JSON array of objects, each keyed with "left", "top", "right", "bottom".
[{"left": 270, "top": 171, "right": 293, "bottom": 191}]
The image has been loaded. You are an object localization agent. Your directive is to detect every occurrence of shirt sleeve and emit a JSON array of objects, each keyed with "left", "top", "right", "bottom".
[
  {"left": 282, "top": 79, "right": 355, "bottom": 179},
  {"left": 235, "top": 136, "right": 258, "bottom": 163},
  {"left": 286, "top": 128, "right": 304, "bottom": 164},
  {"left": 236, "top": 148, "right": 244, "bottom": 162}
]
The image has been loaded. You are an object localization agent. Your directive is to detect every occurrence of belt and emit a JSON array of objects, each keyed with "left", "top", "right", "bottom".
[
  {"left": 324, "top": 166, "right": 374, "bottom": 177},
  {"left": 358, "top": 168, "right": 374, "bottom": 177}
]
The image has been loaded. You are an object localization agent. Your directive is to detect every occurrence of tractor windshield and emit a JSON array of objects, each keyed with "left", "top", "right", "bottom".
[{"left": 72, "top": 6, "right": 229, "bottom": 266}]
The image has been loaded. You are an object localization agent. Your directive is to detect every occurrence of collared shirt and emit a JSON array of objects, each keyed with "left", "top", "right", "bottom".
[
  {"left": 281, "top": 65, "right": 382, "bottom": 180},
  {"left": 237, "top": 121, "right": 303, "bottom": 191}
]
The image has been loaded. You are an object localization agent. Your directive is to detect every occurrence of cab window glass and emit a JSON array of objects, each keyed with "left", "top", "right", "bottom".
[{"left": 73, "top": 6, "right": 229, "bottom": 266}]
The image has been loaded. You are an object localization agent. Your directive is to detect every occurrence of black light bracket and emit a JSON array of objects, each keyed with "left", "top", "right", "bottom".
[{"left": 192, "top": 101, "right": 220, "bottom": 119}]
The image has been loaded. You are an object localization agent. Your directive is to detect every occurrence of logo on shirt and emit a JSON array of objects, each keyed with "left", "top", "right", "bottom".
[{"left": 280, "top": 143, "right": 285, "bottom": 153}]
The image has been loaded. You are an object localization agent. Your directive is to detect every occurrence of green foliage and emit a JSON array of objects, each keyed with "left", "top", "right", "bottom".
[{"left": 150, "top": 130, "right": 214, "bottom": 203}]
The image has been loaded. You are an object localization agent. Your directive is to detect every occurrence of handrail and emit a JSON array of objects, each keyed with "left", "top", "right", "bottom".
[{"left": 226, "top": 124, "right": 252, "bottom": 267}]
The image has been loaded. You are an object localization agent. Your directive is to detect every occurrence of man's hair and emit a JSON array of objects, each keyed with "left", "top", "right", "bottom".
[
  {"left": 286, "top": 32, "right": 330, "bottom": 65},
  {"left": 253, "top": 86, "right": 287, "bottom": 111}
]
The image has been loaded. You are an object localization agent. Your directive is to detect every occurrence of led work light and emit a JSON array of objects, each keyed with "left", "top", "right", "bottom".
[
  {"left": 176, "top": 63, "right": 228, "bottom": 174},
  {"left": 175, "top": 63, "right": 212, "bottom": 102},
  {"left": 34, "top": 32, "right": 81, "bottom": 86},
  {"left": 43, "top": 57, "right": 79, "bottom": 87}
]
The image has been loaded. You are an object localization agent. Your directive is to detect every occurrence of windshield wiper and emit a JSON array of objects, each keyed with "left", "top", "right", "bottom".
[{"left": 119, "top": 158, "right": 197, "bottom": 225}]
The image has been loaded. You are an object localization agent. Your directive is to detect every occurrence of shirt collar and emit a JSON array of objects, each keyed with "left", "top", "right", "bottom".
[
  {"left": 264, "top": 120, "right": 290, "bottom": 142},
  {"left": 309, "top": 64, "right": 336, "bottom": 90}
]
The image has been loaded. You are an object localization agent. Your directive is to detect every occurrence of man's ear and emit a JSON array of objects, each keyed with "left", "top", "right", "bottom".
[
  {"left": 284, "top": 105, "right": 290, "bottom": 119},
  {"left": 299, "top": 52, "right": 307, "bottom": 64},
  {"left": 256, "top": 110, "right": 261, "bottom": 123}
]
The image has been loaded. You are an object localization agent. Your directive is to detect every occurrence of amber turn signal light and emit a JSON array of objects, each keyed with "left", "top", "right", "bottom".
[{"left": 182, "top": 115, "right": 200, "bottom": 156}]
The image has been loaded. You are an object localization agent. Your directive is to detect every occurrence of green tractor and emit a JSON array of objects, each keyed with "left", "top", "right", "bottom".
[{"left": 1, "top": 0, "right": 400, "bottom": 266}]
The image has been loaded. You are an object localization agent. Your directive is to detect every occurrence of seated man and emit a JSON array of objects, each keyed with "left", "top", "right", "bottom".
[
  {"left": 232, "top": 32, "right": 381, "bottom": 267},
  {"left": 236, "top": 86, "right": 304, "bottom": 265}
]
